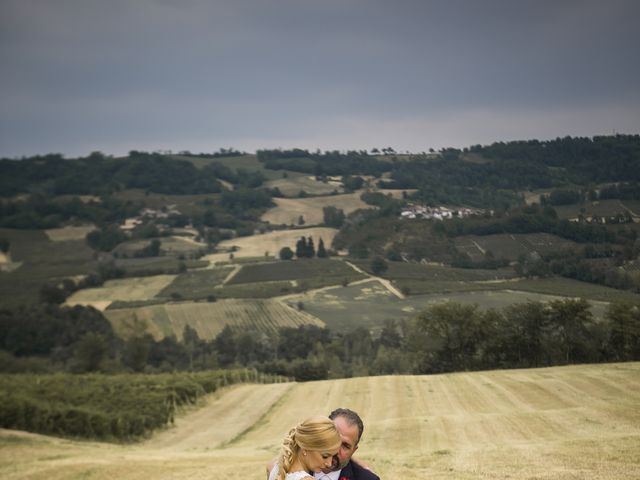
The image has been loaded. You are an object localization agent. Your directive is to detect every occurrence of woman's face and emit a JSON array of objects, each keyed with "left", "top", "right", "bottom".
[{"left": 303, "top": 448, "right": 340, "bottom": 472}]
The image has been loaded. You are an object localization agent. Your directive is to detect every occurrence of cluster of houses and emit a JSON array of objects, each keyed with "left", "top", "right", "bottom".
[{"left": 400, "top": 204, "right": 485, "bottom": 220}]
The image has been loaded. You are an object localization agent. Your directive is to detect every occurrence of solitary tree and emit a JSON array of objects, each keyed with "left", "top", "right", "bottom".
[
  {"left": 370, "top": 256, "right": 388, "bottom": 275},
  {"left": 279, "top": 246, "right": 294, "bottom": 260}
]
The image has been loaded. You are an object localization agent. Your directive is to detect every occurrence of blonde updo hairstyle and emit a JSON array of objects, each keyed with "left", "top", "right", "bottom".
[{"left": 276, "top": 415, "right": 341, "bottom": 480}]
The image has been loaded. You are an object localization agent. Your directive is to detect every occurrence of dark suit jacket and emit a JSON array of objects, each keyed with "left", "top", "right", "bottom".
[{"left": 339, "top": 460, "right": 380, "bottom": 480}]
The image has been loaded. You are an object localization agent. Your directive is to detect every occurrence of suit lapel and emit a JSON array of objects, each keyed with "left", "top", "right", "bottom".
[{"left": 339, "top": 461, "right": 355, "bottom": 480}]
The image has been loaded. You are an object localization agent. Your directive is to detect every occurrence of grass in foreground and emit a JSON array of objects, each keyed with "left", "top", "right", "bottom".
[{"left": 1, "top": 363, "right": 638, "bottom": 480}]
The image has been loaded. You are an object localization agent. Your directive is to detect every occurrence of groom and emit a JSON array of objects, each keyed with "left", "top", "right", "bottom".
[
  {"left": 314, "top": 408, "right": 379, "bottom": 480},
  {"left": 266, "top": 408, "right": 379, "bottom": 480}
]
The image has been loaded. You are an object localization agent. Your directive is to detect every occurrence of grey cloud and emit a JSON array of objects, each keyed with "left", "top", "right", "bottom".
[{"left": 0, "top": 0, "right": 638, "bottom": 157}]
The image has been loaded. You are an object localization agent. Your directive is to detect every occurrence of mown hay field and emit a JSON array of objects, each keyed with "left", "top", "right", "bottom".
[
  {"left": 261, "top": 194, "right": 371, "bottom": 226},
  {"left": 44, "top": 225, "right": 95, "bottom": 242},
  {"left": 1, "top": 363, "right": 639, "bottom": 479},
  {"left": 264, "top": 174, "right": 343, "bottom": 197},
  {"left": 202, "top": 227, "right": 339, "bottom": 263},
  {"left": 104, "top": 298, "right": 325, "bottom": 340},
  {"left": 65, "top": 275, "right": 176, "bottom": 311},
  {"left": 113, "top": 236, "right": 207, "bottom": 257}
]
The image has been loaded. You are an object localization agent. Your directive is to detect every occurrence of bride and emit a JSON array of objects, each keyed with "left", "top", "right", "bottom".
[{"left": 268, "top": 416, "right": 341, "bottom": 480}]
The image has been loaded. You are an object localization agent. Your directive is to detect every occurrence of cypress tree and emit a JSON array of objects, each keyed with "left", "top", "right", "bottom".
[
  {"left": 306, "top": 236, "right": 315, "bottom": 257},
  {"left": 317, "top": 238, "right": 327, "bottom": 258},
  {"left": 295, "top": 236, "right": 307, "bottom": 258}
]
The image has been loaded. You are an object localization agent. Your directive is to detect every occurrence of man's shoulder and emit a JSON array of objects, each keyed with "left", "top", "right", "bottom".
[{"left": 345, "top": 461, "right": 380, "bottom": 480}]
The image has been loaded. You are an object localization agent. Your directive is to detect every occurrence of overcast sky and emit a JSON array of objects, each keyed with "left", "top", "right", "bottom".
[{"left": 1, "top": 0, "right": 639, "bottom": 157}]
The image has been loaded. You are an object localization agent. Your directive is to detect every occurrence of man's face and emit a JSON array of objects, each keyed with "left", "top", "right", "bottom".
[{"left": 324, "top": 416, "right": 359, "bottom": 473}]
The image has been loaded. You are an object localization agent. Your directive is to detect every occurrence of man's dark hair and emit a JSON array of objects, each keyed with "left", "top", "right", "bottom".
[{"left": 329, "top": 408, "right": 364, "bottom": 444}]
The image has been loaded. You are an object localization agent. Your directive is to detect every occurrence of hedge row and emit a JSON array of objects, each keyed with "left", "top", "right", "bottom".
[{"left": 0, "top": 369, "right": 286, "bottom": 441}]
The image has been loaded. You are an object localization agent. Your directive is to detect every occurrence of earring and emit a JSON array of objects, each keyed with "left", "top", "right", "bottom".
[{"left": 303, "top": 451, "right": 307, "bottom": 456}]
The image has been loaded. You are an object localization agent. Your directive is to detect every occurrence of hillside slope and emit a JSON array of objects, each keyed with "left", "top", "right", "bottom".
[{"left": 1, "top": 363, "right": 639, "bottom": 479}]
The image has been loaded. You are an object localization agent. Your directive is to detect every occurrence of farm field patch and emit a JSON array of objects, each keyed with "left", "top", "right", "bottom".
[
  {"left": 157, "top": 235, "right": 207, "bottom": 253},
  {"left": 2, "top": 363, "right": 639, "bottom": 480},
  {"left": 111, "top": 189, "right": 219, "bottom": 217},
  {"left": 202, "top": 227, "right": 339, "bottom": 263},
  {"left": 114, "top": 256, "right": 207, "bottom": 276},
  {"left": 44, "top": 225, "right": 95, "bottom": 241},
  {"left": 454, "top": 233, "right": 577, "bottom": 262},
  {"left": 264, "top": 174, "right": 343, "bottom": 197},
  {"left": 393, "top": 274, "right": 640, "bottom": 304},
  {"left": 229, "top": 259, "right": 365, "bottom": 285},
  {"left": 174, "top": 154, "right": 285, "bottom": 180},
  {"left": 354, "top": 260, "right": 517, "bottom": 282},
  {"left": 66, "top": 275, "right": 176, "bottom": 310},
  {"left": 505, "top": 276, "right": 640, "bottom": 303},
  {"left": 0, "top": 228, "right": 97, "bottom": 308},
  {"left": 0, "top": 229, "right": 94, "bottom": 266},
  {"left": 261, "top": 193, "right": 372, "bottom": 226},
  {"left": 377, "top": 188, "right": 418, "bottom": 198},
  {"left": 289, "top": 280, "right": 610, "bottom": 332},
  {"left": 158, "top": 266, "right": 234, "bottom": 300},
  {"left": 104, "top": 298, "right": 324, "bottom": 340},
  {"left": 113, "top": 236, "right": 207, "bottom": 257},
  {"left": 553, "top": 199, "right": 635, "bottom": 219}
]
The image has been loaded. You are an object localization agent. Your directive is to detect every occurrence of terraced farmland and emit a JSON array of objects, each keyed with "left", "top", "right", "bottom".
[
  {"left": 104, "top": 298, "right": 325, "bottom": 340},
  {"left": 1, "top": 363, "right": 639, "bottom": 479}
]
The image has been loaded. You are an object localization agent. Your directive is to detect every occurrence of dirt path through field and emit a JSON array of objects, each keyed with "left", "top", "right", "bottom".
[
  {"left": 219, "top": 264, "right": 242, "bottom": 284},
  {"left": 143, "top": 382, "right": 293, "bottom": 451},
  {"left": 344, "top": 260, "right": 405, "bottom": 299}
]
